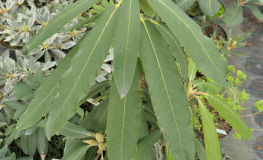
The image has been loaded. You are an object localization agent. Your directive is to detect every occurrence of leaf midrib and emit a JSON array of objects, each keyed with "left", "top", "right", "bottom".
[
  {"left": 199, "top": 102, "right": 219, "bottom": 159},
  {"left": 50, "top": 7, "right": 118, "bottom": 134},
  {"left": 229, "top": 3, "right": 240, "bottom": 22},
  {"left": 156, "top": 0, "right": 224, "bottom": 77},
  {"left": 208, "top": 94, "right": 250, "bottom": 134},
  {"left": 142, "top": 20, "right": 186, "bottom": 159}
]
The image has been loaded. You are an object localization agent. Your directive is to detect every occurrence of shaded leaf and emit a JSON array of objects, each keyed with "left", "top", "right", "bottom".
[
  {"left": 176, "top": 0, "right": 196, "bottom": 12},
  {"left": 223, "top": 2, "right": 243, "bottom": 27},
  {"left": 57, "top": 121, "right": 93, "bottom": 138},
  {"left": 198, "top": 0, "right": 220, "bottom": 16}
]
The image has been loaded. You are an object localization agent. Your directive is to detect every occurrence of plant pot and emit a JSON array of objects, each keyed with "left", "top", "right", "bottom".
[
  {"left": 204, "top": 24, "right": 228, "bottom": 41},
  {"left": 0, "top": 44, "right": 18, "bottom": 61}
]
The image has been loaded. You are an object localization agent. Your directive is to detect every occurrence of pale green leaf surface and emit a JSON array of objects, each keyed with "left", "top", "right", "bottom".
[
  {"left": 134, "top": 130, "right": 161, "bottom": 160},
  {"left": 114, "top": 0, "right": 140, "bottom": 98},
  {"left": 27, "top": 131, "right": 37, "bottom": 157},
  {"left": 148, "top": 0, "right": 231, "bottom": 87},
  {"left": 37, "top": 128, "right": 48, "bottom": 156},
  {"left": 139, "top": 0, "right": 155, "bottom": 16},
  {"left": 198, "top": 0, "right": 220, "bottom": 16},
  {"left": 176, "top": 0, "right": 196, "bottom": 12},
  {"left": 107, "top": 67, "right": 141, "bottom": 160},
  {"left": 198, "top": 101, "right": 221, "bottom": 160},
  {"left": 22, "top": 0, "right": 100, "bottom": 55},
  {"left": 225, "top": 87, "right": 240, "bottom": 102},
  {"left": 156, "top": 23, "right": 188, "bottom": 83},
  {"left": 207, "top": 91, "right": 252, "bottom": 140},
  {"left": 46, "top": 6, "right": 120, "bottom": 139},
  {"left": 223, "top": 2, "right": 243, "bottom": 27},
  {"left": 139, "top": 20, "right": 194, "bottom": 160},
  {"left": 16, "top": 32, "right": 89, "bottom": 130},
  {"left": 188, "top": 57, "right": 197, "bottom": 81}
]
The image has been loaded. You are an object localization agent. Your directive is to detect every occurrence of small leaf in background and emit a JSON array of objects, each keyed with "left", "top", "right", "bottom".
[
  {"left": 139, "top": 0, "right": 155, "bottom": 16},
  {"left": 176, "top": 0, "right": 196, "bottom": 12},
  {"left": 223, "top": 2, "right": 243, "bottom": 27},
  {"left": 198, "top": 0, "right": 221, "bottom": 17},
  {"left": 207, "top": 91, "right": 252, "bottom": 140},
  {"left": 134, "top": 130, "right": 162, "bottom": 160},
  {"left": 225, "top": 87, "right": 240, "bottom": 102},
  {"left": 188, "top": 57, "right": 197, "bottom": 81},
  {"left": 198, "top": 100, "right": 221, "bottom": 160},
  {"left": 35, "top": 69, "right": 45, "bottom": 86},
  {"left": 246, "top": 5, "right": 263, "bottom": 22}
]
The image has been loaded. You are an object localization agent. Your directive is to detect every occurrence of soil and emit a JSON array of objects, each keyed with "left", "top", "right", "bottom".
[
  {"left": 195, "top": 105, "right": 233, "bottom": 139},
  {"left": 0, "top": 41, "right": 22, "bottom": 50},
  {"left": 205, "top": 23, "right": 227, "bottom": 41}
]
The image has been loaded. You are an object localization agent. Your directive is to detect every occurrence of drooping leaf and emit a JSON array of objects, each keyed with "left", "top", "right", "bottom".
[
  {"left": 193, "top": 80, "right": 223, "bottom": 93},
  {"left": 27, "top": 131, "right": 37, "bottom": 157},
  {"left": 148, "top": 0, "right": 231, "bottom": 87},
  {"left": 57, "top": 121, "right": 93, "bottom": 138},
  {"left": 62, "top": 145, "right": 90, "bottom": 160},
  {"left": 194, "top": 138, "right": 206, "bottom": 160},
  {"left": 176, "top": 0, "right": 196, "bottom": 12},
  {"left": 47, "top": 5, "right": 120, "bottom": 139},
  {"left": 107, "top": 67, "right": 141, "bottom": 160},
  {"left": 22, "top": 0, "right": 100, "bottom": 55},
  {"left": 20, "top": 134, "right": 29, "bottom": 155},
  {"left": 223, "top": 2, "right": 243, "bottom": 27},
  {"left": 35, "top": 69, "right": 45, "bottom": 86},
  {"left": 188, "top": 57, "right": 197, "bottom": 81},
  {"left": 114, "top": 0, "right": 140, "bottom": 98},
  {"left": 198, "top": 0, "right": 220, "bottom": 16},
  {"left": 63, "top": 13, "right": 102, "bottom": 33},
  {"left": 17, "top": 32, "right": 89, "bottom": 130},
  {"left": 225, "top": 87, "right": 240, "bottom": 102},
  {"left": 37, "top": 128, "right": 48, "bottom": 157},
  {"left": 139, "top": 19, "right": 194, "bottom": 160},
  {"left": 246, "top": 5, "right": 263, "bottom": 22},
  {"left": 139, "top": 0, "right": 155, "bottom": 16},
  {"left": 134, "top": 130, "right": 161, "bottom": 160},
  {"left": 198, "top": 100, "right": 221, "bottom": 160},
  {"left": 79, "top": 81, "right": 110, "bottom": 105},
  {"left": 206, "top": 91, "right": 252, "bottom": 140},
  {"left": 156, "top": 23, "right": 188, "bottom": 83}
]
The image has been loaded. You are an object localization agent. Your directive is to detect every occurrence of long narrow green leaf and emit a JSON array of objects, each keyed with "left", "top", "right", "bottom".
[
  {"left": 156, "top": 23, "right": 188, "bottom": 83},
  {"left": 63, "top": 13, "right": 102, "bottom": 33},
  {"left": 188, "top": 57, "right": 197, "bottom": 81},
  {"left": 198, "top": 0, "right": 220, "bottom": 17},
  {"left": 148, "top": 0, "right": 231, "bottom": 87},
  {"left": 107, "top": 67, "right": 141, "bottom": 160},
  {"left": 62, "top": 145, "right": 90, "bottom": 160},
  {"left": 58, "top": 121, "right": 93, "bottom": 138},
  {"left": 198, "top": 101, "right": 221, "bottom": 160},
  {"left": 139, "top": 20, "right": 194, "bottom": 160},
  {"left": 193, "top": 80, "right": 223, "bottom": 93},
  {"left": 176, "top": 0, "right": 196, "bottom": 12},
  {"left": 206, "top": 91, "right": 252, "bottom": 140},
  {"left": 223, "top": 2, "right": 243, "bottom": 27},
  {"left": 194, "top": 138, "right": 206, "bottom": 160},
  {"left": 247, "top": 5, "right": 263, "bottom": 22},
  {"left": 22, "top": 0, "right": 100, "bottom": 55},
  {"left": 134, "top": 130, "right": 161, "bottom": 160},
  {"left": 46, "top": 5, "right": 120, "bottom": 139},
  {"left": 114, "top": 0, "right": 140, "bottom": 98},
  {"left": 225, "top": 87, "right": 240, "bottom": 102},
  {"left": 139, "top": 0, "right": 155, "bottom": 16},
  {"left": 17, "top": 32, "right": 89, "bottom": 130}
]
